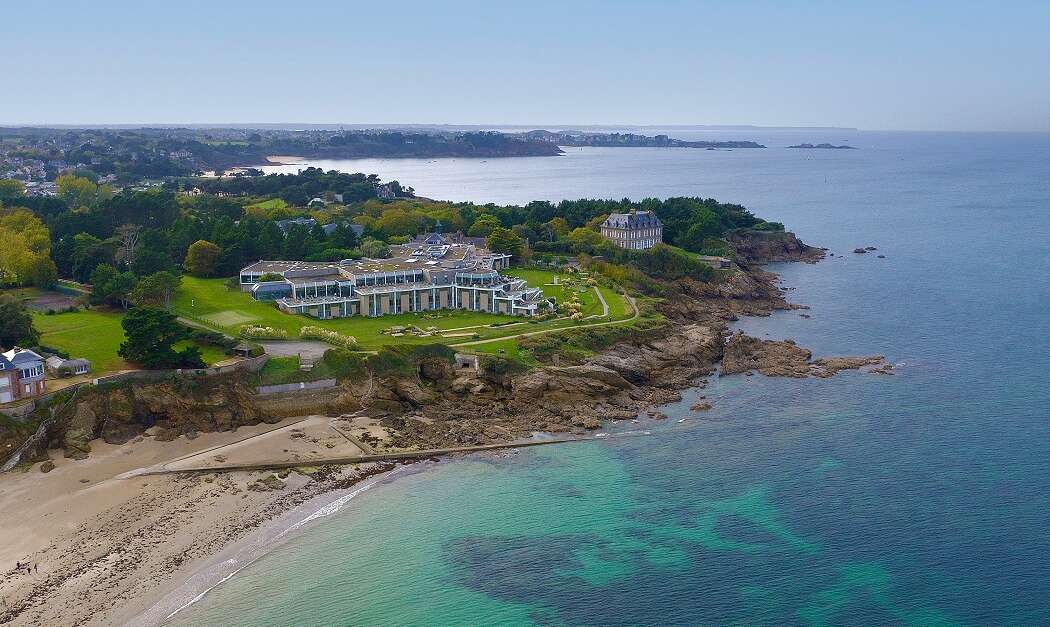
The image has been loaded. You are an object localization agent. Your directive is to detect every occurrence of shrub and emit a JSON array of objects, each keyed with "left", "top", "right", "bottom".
[
  {"left": 320, "top": 348, "right": 365, "bottom": 379},
  {"left": 239, "top": 325, "right": 289, "bottom": 340},
  {"left": 35, "top": 344, "right": 70, "bottom": 359},
  {"left": 299, "top": 325, "right": 358, "bottom": 349},
  {"left": 191, "top": 329, "right": 238, "bottom": 349}
]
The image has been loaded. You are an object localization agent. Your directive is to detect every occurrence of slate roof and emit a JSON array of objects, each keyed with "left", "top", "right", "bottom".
[
  {"left": 2, "top": 348, "right": 44, "bottom": 367},
  {"left": 602, "top": 210, "right": 663, "bottom": 230}
]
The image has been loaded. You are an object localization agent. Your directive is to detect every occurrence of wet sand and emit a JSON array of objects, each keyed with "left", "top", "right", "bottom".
[{"left": 0, "top": 416, "right": 391, "bottom": 627}]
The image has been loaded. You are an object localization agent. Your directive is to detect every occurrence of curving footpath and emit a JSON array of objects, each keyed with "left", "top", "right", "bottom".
[{"left": 451, "top": 292, "right": 639, "bottom": 348}]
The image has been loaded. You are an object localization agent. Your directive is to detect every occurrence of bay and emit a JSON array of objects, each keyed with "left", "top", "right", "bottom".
[{"left": 173, "top": 130, "right": 1050, "bottom": 626}]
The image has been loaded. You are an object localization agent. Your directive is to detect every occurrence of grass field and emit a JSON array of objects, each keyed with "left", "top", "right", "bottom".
[
  {"left": 503, "top": 268, "right": 602, "bottom": 317},
  {"left": 174, "top": 272, "right": 634, "bottom": 352},
  {"left": 245, "top": 198, "right": 290, "bottom": 213},
  {"left": 33, "top": 308, "right": 231, "bottom": 374},
  {"left": 33, "top": 309, "right": 128, "bottom": 373}
]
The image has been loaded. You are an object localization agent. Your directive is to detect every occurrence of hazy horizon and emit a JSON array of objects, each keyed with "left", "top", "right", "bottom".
[{"left": 5, "top": 1, "right": 1049, "bottom": 132}]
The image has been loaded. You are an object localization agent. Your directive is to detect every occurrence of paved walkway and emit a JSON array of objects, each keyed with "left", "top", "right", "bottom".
[
  {"left": 451, "top": 293, "right": 638, "bottom": 348},
  {"left": 131, "top": 437, "right": 579, "bottom": 476}
]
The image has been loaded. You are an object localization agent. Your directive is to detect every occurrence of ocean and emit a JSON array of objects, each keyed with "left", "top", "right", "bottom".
[{"left": 170, "top": 130, "right": 1050, "bottom": 626}]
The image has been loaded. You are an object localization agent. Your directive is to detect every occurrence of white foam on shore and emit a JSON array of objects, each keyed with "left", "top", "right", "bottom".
[{"left": 133, "top": 464, "right": 415, "bottom": 626}]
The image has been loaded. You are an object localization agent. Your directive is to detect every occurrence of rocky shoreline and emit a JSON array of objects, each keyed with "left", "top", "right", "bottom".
[{"left": 0, "top": 230, "right": 891, "bottom": 627}]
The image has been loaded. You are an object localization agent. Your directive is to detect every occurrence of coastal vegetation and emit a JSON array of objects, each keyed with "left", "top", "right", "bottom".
[
  {"left": 0, "top": 156, "right": 788, "bottom": 380},
  {"left": 513, "top": 130, "right": 765, "bottom": 149},
  {"left": 0, "top": 127, "right": 560, "bottom": 181}
]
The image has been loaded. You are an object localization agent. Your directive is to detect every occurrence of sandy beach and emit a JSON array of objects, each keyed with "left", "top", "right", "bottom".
[{"left": 0, "top": 416, "right": 394, "bottom": 626}]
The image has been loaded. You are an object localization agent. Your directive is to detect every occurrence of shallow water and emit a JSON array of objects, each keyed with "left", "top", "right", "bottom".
[{"left": 173, "top": 130, "right": 1050, "bottom": 626}]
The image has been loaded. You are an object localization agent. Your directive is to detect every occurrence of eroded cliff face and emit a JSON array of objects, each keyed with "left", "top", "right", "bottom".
[
  {"left": 47, "top": 376, "right": 277, "bottom": 459},
  {"left": 727, "top": 229, "right": 825, "bottom": 264}
]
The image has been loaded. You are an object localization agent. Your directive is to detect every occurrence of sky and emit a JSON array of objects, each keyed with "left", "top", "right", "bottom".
[{"left": 4, "top": 0, "right": 1049, "bottom": 131}]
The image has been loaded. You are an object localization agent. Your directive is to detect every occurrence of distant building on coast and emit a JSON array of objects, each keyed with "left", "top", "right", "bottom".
[{"left": 600, "top": 209, "right": 663, "bottom": 250}]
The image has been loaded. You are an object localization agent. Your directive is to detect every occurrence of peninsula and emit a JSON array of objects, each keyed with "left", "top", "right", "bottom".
[
  {"left": 0, "top": 167, "right": 889, "bottom": 626},
  {"left": 0, "top": 127, "right": 562, "bottom": 181},
  {"left": 515, "top": 130, "right": 766, "bottom": 149}
]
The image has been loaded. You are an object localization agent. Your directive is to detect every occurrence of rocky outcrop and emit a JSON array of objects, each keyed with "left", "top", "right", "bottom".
[
  {"left": 48, "top": 376, "right": 278, "bottom": 458},
  {"left": 721, "top": 332, "right": 888, "bottom": 378},
  {"left": 406, "top": 323, "right": 724, "bottom": 444},
  {"left": 727, "top": 230, "right": 825, "bottom": 264}
]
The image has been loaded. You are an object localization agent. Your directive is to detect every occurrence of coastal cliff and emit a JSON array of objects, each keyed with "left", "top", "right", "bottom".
[
  {"left": 727, "top": 229, "right": 825, "bottom": 264},
  {"left": 0, "top": 230, "right": 834, "bottom": 465},
  {"left": 0, "top": 228, "right": 896, "bottom": 627}
]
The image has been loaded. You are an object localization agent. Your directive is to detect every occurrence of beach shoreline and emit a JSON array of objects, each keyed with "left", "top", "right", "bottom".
[
  {"left": 122, "top": 460, "right": 427, "bottom": 626},
  {"left": 0, "top": 237, "right": 870, "bottom": 627}
]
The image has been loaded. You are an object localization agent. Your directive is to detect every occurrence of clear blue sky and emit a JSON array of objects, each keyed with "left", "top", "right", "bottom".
[{"left": 5, "top": 0, "right": 1048, "bottom": 131}]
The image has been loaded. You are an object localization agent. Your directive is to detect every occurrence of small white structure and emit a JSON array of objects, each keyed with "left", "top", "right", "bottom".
[
  {"left": 454, "top": 353, "right": 480, "bottom": 373},
  {"left": 45, "top": 355, "right": 91, "bottom": 376}
]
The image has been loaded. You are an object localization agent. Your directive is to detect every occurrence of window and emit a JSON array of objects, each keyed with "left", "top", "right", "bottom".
[{"left": 19, "top": 365, "right": 42, "bottom": 379}]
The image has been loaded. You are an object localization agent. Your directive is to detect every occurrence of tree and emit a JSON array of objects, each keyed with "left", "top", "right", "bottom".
[
  {"left": 281, "top": 225, "right": 316, "bottom": 260},
  {"left": 358, "top": 237, "right": 388, "bottom": 258},
  {"left": 0, "top": 295, "right": 40, "bottom": 348},
  {"left": 24, "top": 256, "right": 58, "bottom": 289},
  {"left": 56, "top": 174, "right": 101, "bottom": 208},
  {"left": 0, "top": 179, "right": 25, "bottom": 199},
  {"left": 545, "top": 217, "right": 570, "bottom": 239},
  {"left": 130, "top": 271, "right": 181, "bottom": 309},
  {"left": 328, "top": 222, "right": 359, "bottom": 249},
  {"left": 131, "top": 229, "right": 175, "bottom": 276},
  {"left": 118, "top": 307, "right": 204, "bottom": 369},
  {"left": 69, "top": 233, "right": 118, "bottom": 283},
  {"left": 468, "top": 214, "right": 501, "bottom": 238},
  {"left": 183, "top": 240, "right": 221, "bottom": 277},
  {"left": 375, "top": 208, "right": 421, "bottom": 237},
  {"left": 568, "top": 227, "right": 604, "bottom": 252},
  {"left": 114, "top": 224, "right": 142, "bottom": 267},
  {"left": 675, "top": 207, "right": 719, "bottom": 251},
  {"left": 0, "top": 208, "right": 52, "bottom": 286},
  {"left": 486, "top": 227, "right": 524, "bottom": 258},
  {"left": 89, "top": 264, "right": 136, "bottom": 310}
]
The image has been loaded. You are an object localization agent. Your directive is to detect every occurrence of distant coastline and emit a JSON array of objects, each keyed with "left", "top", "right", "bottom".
[
  {"left": 514, "top": 130, "right": 765, "bottom": 149},
  {"left": 788, "top": 143, "right": 856, "bottom": 149}
]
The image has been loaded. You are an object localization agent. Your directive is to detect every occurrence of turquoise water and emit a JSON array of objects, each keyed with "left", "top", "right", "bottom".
[{"left": 175, "top": 131, "right": 1050, "bottom": 625}]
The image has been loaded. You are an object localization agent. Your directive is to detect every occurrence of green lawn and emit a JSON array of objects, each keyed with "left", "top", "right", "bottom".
[
  {"left": 34, "top": 308, "right": 231, "bottom": 375},
  {"left": 27, "top": 268, "right": 635, "bottom": 376},
  {"left": 173, "top": 273, "right": 636, "bottom": 352},
  {"left": 504, "top": 268, "right": 605, "bottom": 317},
  {"left": 33, "top": 309, "right": 128, "bottom": 373},
  {"left": 245, "top": 198, "right": 289, "bottom": 212},
  {"left": 175, "top": 340, "right": 229, "bottom": 366},
  {"left": 175, "top": 277, "right": 519, "bottom": 349}
]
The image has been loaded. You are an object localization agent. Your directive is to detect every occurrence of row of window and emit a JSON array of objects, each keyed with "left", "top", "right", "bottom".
[
  {"left": 604, "top": 227, "right": 662, "bottom": 239},
  {"left": 355, "top": 271, "right": 424, "bottom": 287}
]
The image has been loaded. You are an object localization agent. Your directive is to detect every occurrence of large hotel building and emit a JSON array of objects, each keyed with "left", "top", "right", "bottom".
[{"left": 239, "top": 233, "right": 550, "bottom": 319}]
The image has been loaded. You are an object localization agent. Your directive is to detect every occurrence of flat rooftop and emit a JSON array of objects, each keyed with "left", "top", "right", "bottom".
[
  {"left": 242, "top": 260, "right": 342, "bottom": 274},
  {"left": 244, "top": 243, "right": 511, "bottom": 278}
]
